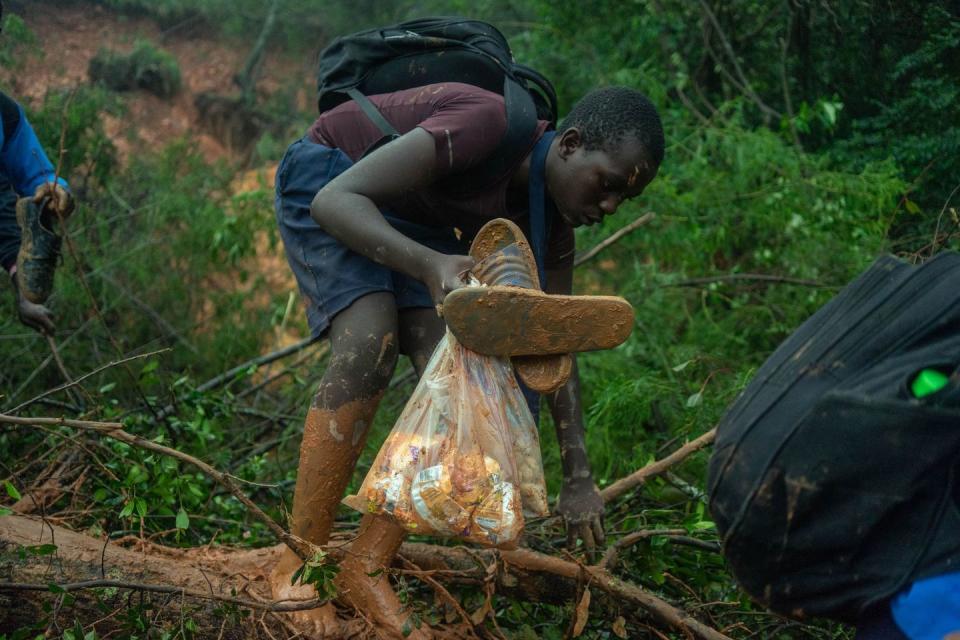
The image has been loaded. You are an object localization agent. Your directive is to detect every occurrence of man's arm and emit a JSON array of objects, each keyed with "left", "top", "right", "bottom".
[
  {"left": 544, "top": 262, "right": 606, "bottom": 556},
  {"left": 310, "top": 127, "right": 473, "bottom": 307}
]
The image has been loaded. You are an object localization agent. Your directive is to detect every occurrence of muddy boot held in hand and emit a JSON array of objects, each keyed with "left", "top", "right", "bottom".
[
  {"left": 447, "top": 218, "right": 634, "bottom": 388},
  {"left": 15, "top": 197, "right": 65, "bottom": 304}
]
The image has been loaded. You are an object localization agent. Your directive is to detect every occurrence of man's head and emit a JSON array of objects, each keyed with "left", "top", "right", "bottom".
[{"left": 546, "top": 86, "right": 664, "bottom": 227}]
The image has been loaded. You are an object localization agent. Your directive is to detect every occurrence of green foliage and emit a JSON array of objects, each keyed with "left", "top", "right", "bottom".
[
  {"left": 291, "top": 550, "right": 340, "bottom": 599},
  {"left": 0, "top": 1, "right": 950, "bottom": 637},
  {"left": 88, "top": 39, "right": 182, "bottom": 98},
  {"left": 0, "top": 11, "right": 39, "bottom": 70},
  {"left": 27, "top": 86, "right": 119, "bottom": 190}
]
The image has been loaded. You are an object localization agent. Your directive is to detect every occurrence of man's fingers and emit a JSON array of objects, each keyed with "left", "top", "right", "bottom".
[
  {"left": 37, "top": 310, "right": 55, "bottom": 335},
  {"left": 56, "top": 190, "right": 69, "bottom": 215},
  {"left": 591, "top": 517, "right": 606, "bottom": 547},
  {"left": 565, "top": 519, "right": 577, "bottom": 550}
]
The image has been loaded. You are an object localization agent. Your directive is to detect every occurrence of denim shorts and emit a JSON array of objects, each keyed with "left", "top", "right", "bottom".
[{"left": 275, "top": 137, "right": 470, "bottom": 338}]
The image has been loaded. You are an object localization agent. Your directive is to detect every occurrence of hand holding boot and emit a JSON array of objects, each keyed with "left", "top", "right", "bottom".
[{"left": 33, "top": 181, "right": 75, "bottom": 219}]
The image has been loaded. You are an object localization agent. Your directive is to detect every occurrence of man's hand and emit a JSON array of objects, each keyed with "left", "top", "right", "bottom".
[
  {"left": 423, "top": 253, "right": 475, "bottom": 310},
  {"left": 12, "top": 273, "right": 55, "bottom": 335},
  {"left": 557, "top": 476, "right": 606, "bottom": 561},
  {"left": 33, "top": 182, "right": 75, "bottom": 219}
]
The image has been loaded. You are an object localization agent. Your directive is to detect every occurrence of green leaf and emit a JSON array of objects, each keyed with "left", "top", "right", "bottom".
[
  {"left": 905, "top": 198, "right": 921, "bottom": 215},
  {"left": 119, "top": 500, "right": 135, "bottom": 518},
  {"left": 140, "top": 359, "right": 159, "bottom": 375},
  {"left": 47, "top": 583, "right": 65, "bottom": 594},
  {"left": 98, "top": 382, "right": 117, "bottom": 394},
  {"left": 175, "top": 508, "right": 190, "bottom": 530},
  {"left": 0, "top": 506, "right": 11, "bottom": 516},
  {"left": 4, "top": 481, "right": 21, "bottom": 501},
  {"left": 671, "top": 360, "right": 692, "bottom": 372},
  {"left": 685, "top": 391, "right": 703, "bottom": 408},
  {"left": 27, "top": 543, "right": 57, "bottom": 556},
  {"left": 135, "top": 497, "right": 148, "bottom": 518}
]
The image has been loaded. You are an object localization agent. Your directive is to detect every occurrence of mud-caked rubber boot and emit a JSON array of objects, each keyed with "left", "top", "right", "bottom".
[
  {"left": 15, "top": 198, "right": 62, "bottom": 305},
  {"left": 464, "top": 219, "right": 573, "bottom": 393}
]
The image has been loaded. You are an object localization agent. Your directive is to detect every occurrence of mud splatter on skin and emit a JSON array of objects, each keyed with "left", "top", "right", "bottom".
[
  {"left": 292, "top": 395, "right": 385, "bottom": 544},
  {"left": 328, "top": 418, "right": 344, "bottom": 442}
]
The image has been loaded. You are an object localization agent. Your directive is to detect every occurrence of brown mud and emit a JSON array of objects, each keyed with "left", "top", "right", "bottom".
[{"left": 444, "top": 286, "right": 635, "bottom": 356}]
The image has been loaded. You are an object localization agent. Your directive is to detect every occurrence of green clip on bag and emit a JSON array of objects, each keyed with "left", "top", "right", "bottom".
[{"left": 344, "top": 331, "right": 549, "bottom": 548}]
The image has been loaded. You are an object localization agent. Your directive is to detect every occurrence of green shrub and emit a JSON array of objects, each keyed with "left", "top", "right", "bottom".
[{"left": 88, "top": 39, "right": 181, "bottom": 98}]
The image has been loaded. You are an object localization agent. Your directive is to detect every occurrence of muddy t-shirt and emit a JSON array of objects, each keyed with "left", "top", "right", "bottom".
[{"left": 307, "top": 83, "right": 574, "bottom": 270}]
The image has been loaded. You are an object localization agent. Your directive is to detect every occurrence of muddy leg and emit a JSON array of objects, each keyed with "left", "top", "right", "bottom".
[
  {"left": 324, "top": 308, "right": 446, "bottom": 638},
  {"left": 271, "top": 292, "right": 400, "bottom": 636},
  {"left": 398, "top": 307, "right": 447, "bottom": 377}
]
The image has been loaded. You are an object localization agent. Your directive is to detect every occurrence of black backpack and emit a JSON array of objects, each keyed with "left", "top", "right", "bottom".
[
  {"left": 708, "top": 252, "right": 960, "bottom": 623},
  {"left": 315, "top": 17, "right": 558, "bottom": 188}
]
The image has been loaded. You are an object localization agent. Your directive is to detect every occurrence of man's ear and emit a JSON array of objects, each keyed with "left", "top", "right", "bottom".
[{"left": 557, "top": 127, "right": 582, "bottom": 160}]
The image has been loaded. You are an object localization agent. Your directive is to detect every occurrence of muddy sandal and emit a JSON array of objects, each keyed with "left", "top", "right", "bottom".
[
  {"left": 462, "top": 219, "right": 572, "bottom": 393},
  {"left": 444, "top": 285, "right": 634, "bottom": 355},
  {"left": 447, "top": 219, "right": 633, "bottom": 386}
]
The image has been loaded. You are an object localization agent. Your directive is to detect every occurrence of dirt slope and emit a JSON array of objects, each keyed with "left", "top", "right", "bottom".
[{"left": 2, "top": 1, "right": 313, "bottom": 165}]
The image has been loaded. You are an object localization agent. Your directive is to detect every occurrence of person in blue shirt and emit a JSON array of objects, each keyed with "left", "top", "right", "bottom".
[
  {"left": 856, "top": 577, "right": 960, "bottom": 640},
  {"left": 0, "top": 90, "right": 75, "bottom": 335}
]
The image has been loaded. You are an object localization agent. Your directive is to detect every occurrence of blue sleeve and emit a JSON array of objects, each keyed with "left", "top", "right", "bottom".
[{"left": 0, "top": 92, "right": 69, "bottom": 197}]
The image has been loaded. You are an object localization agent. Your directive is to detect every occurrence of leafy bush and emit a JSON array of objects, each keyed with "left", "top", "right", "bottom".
[{"left": 88, "top": 39, "right": 181, "bottom": 98}]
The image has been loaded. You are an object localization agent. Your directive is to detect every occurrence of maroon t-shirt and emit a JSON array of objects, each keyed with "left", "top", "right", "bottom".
[{"left": 308, "top": 82, "right": 574, "bottom": 270}]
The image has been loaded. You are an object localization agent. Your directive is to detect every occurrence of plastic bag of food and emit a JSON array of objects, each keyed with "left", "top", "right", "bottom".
[{"left": 343, "top": 331, "right": 548, "bottom": 547}]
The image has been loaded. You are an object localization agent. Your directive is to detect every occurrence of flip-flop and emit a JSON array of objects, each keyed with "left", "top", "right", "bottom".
[
  {"left": 444, "top": 285, "right": 634, "bottom": 356},
  {"left": 466, "top": 219, "right": 571, "bottom": 393}
]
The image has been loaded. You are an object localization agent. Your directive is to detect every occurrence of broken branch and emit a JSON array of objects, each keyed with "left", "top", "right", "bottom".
[{"left": 600, "top": 429, "right": 716, "bottom": 503}]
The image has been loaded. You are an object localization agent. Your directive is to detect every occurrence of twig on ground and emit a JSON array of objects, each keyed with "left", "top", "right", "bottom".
[
  {"left": 601, "top": 529, "right": 687, "bottom": 570},
  {"left": 0, "top": 579, "right": 324, "bottom": 612},
  {"left": 153, "top": 336, "right": 319, "bottom": 421},
  {"left": 663, "top": 273, "right": 826, "bottom": 288},
  {"left": 499, "top": 547, "right": 731, "bottom": 640},
  {"left": 600, "top": 429, "right": 716, "bottom": 503},
  {"left": 398, "top": 555, "right": 482, "bottom": 640},
  {"left": 11, "top": 348, "right": 170, "bottom": 414}
]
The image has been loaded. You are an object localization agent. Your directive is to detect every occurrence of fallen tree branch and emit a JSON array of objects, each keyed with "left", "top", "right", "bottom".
[
  {"left": 0, "top": 413, "right": 315, "bottom": 561},
  {"left": 1, "top": 516, "right": 732, "bottom": 640},
  {"left": 663, "top": 273, "right": 826, "bottom": 288},
  {"left": 500, "top": 548, "right": 730, "bottom": 640},
  {"left": 600, "top": 429, "right": 716, "bottom": 503},
  {"left": 574, "top": 212, "right": 655, "bottom": 267},
  {"left": 11, "top": 348, "right": 170, "bottom": 414},
  {"left": 153, "top": 336, "right": 319, "bottom": 421},
  {"left": 601, "top": 528, "right": 687, "bottom": 570},
  {"left": 0, "top": 579, "right": 323, "bottom": 612}
]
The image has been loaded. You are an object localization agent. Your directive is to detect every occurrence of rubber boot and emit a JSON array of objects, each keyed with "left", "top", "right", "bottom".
[{"left": 15, "top": 198, "right": 62, "bottom": 304}]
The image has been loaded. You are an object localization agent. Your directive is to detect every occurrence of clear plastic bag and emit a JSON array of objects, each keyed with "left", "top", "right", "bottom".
[{"left": 343, "top": 331, "right": 548, "bottom": 547}]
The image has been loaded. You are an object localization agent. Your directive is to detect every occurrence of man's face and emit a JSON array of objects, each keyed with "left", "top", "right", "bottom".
[{"left": 546, "top": 128, "right": 658, "bottom": 228}]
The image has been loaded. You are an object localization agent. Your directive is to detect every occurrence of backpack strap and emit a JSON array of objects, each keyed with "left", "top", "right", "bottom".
[
  {"left": 344, "top": 77, "right": 538, "bottom": 188},
  {"left": 346, "top": 87, "right": 401, "bottom": 141},
  {"left": 527, "top": 130, "right": 556, "bottom": 288}
]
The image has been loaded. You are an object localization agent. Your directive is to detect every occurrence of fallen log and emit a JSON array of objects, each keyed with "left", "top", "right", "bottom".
[{"left": 0, "top": 514, "right": 730, "bottom": 640}]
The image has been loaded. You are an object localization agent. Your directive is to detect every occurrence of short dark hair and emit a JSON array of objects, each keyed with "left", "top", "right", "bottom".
[{"left": 562, "top": 86, "right": 664, "bottom": 167}]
